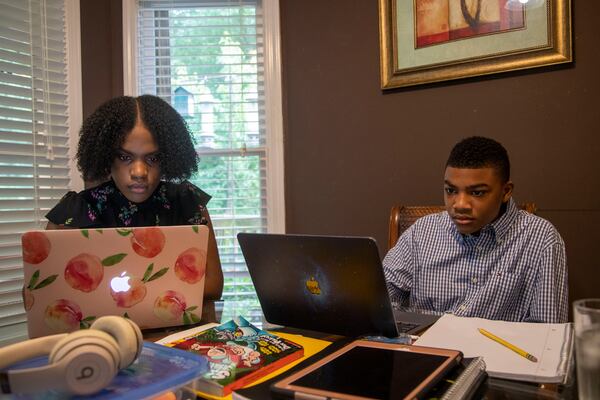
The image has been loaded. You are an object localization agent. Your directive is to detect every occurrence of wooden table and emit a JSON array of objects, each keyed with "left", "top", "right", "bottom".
[{"left": 141, "top": 301, "right": 578, "bottom": 399}]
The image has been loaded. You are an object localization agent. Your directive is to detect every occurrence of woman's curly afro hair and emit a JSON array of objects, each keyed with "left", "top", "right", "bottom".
[{"left": 76, "top": 95, "right": 199, "bottom": 182}]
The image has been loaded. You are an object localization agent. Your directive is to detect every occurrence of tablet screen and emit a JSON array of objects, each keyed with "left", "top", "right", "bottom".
[{"left": 288, "top": 346, "right": 451, "bottom": 399}]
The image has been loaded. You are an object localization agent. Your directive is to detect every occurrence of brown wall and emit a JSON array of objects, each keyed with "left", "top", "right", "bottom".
[
  {"left": 279, "top": 0, "right": 600, "bottom": 304},
  {"left": 80, "top": 0, "right": 123, "bottom": 119},
  {"left": 80, "top": 1, "right": 600, "bottom": 306}
]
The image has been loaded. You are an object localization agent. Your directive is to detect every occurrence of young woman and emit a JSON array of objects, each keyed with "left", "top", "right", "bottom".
[{"left": 46, "top": 95, "right": 223, "bottom": 300}]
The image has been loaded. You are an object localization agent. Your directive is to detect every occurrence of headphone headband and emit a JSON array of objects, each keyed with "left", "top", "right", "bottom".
[
  {"left": 0, "top": 316, "right": 142, "bottom": 395},
  {"left": 0, "top": 334, "right": 66, "bottom": 370}
]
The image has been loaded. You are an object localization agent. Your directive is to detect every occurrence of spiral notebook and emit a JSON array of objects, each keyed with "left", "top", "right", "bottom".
[
  {"left": 415, "top": 314, "right": 573, "bottom": 383},
  {"left": 435, "top": 357, "right": 487, "bottom": 400}
]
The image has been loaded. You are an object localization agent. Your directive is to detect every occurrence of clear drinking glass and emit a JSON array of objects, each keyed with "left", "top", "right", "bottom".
[{"left": 573, "top": 298, "right": 600, "bottom": 400}]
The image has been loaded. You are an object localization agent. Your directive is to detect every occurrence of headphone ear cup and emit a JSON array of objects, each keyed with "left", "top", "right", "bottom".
[
  {"left": 90, "top": 316, "right": 143, "bottom": 368},
  {"left": 48, "top": 330, "right": 120, "bottom": 395}
]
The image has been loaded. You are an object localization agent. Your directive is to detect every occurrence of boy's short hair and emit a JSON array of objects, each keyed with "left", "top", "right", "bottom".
[{"left": 446, "top": 136, "right": 510, "bottom": 183}]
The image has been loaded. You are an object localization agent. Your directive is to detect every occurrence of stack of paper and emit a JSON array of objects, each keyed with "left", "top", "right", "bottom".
[{"left": 414, "top": 314, "right": 573, "bottom": 383}]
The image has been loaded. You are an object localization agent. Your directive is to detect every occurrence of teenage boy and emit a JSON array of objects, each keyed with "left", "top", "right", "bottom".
[{"left": 383, "top": 136, "right": 567, "bottom": 323}]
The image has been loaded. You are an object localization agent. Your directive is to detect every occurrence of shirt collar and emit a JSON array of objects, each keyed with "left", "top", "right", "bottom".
[
  {"left": 442, "top": 197, "right": 518, "bottom": 244},
  {"left": 488, "top": 197, "right": 518, "bottom": 242}
]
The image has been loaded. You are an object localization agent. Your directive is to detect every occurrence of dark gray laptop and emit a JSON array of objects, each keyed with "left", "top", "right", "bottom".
[{"left": 237, "top": 233, "right": 440, "bottom": 338}]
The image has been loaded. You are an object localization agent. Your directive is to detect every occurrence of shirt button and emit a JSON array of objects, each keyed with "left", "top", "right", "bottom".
[
  {"left": 472, "top": 277, "right": 478, "bottom": 284},
  {"left": 458, "top": 305, "right": 466, "bottom": 311}
]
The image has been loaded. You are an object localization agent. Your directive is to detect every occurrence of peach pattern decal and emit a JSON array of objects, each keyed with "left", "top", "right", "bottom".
[
  {"left": 115, "top": 227, "right": 166, "bottom": 258},
  {"left": 109, "top": 263, "right": 169, "bottom": 308},
  {"left": 153, "top": 290, "right": 200, "bottom": 324},
  {"left": 22, "top": 232, "right": 51, "bottom": 264},
  {"left": 23, "top": 270, "right": 58, "bottom": 311},
  {"left": 22, "top": 225, "right": 208, "bottom": 337},
  {"left": 79, "top": 229, "right": 105, "bottom": 239},
  {"left": 65, "top": 252, "right": 127, "bottom": 292},
  {"left": 44, "top": 299, "right": 95, "bottom": 333},
  {"left": 174, "top": 247, "right": 207, "bottom": 284},
  {"left": 110, "top": 275, "right": 146, "bottom": 308}
]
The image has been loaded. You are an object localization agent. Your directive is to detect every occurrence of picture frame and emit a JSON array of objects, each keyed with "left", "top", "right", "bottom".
[{"left": 378, "top": 0, "right": 572, "bottom": 89}]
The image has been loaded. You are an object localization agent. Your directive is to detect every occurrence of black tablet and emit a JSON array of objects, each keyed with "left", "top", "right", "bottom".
[{"left": 271, "top": 340, "right": 462, "bottom": 400}]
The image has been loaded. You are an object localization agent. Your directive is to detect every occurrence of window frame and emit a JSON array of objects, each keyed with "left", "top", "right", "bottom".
[
  {"left": 121, "top": 0, "right": 285, "bottom": 235},
  {"left": 66, "top": 0, "right": 84, "bottom": 193},
  {"left": 0, "top": 0, "right": 82, "bottom": 346}
]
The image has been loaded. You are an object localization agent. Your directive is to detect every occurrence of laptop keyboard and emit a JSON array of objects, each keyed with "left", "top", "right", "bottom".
[{"left": 396, "top": 321, "right": 420, "bottom": 334}]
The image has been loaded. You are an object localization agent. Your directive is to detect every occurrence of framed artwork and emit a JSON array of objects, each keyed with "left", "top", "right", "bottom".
[{"left": 379, "top": 0, "right": 572, "bottom": 89}]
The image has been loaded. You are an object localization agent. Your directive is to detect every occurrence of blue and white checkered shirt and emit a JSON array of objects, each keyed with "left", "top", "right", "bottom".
[{"left": 383, "top": 198, "right": 568, "bottom": 323}]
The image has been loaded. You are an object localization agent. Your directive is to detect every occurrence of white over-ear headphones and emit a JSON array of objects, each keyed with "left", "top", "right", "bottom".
[{"left": 0, "top": 316, "right": 143, "bottom": 396}]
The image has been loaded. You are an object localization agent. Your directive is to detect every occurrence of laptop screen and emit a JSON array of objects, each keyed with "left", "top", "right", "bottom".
[
  {"left": 22, "top": 225, "right": 209, "bottom": 338},
  {"left": 237, "top": 233, "right": 399, "bottom": 337}
]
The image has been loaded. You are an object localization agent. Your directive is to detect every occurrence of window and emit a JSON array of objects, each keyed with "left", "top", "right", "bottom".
[
  {"left": 126, "top": 0, "right": 284, "bottom": 324},
  {"left": 0, "top": 0, "right": 81, "bottom": 345}
]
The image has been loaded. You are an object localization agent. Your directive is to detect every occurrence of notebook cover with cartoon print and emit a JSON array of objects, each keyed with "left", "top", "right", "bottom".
[{"left": 166, "top": 316, "right": 304, "bottom": 397}]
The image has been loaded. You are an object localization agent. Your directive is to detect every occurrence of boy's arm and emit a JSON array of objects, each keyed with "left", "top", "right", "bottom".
[
  {"left": 528, "top": 233, "right": 568, "bottom": 323},
  {"left": 382, "top": 228, "right": 415, "bottom": 306}
]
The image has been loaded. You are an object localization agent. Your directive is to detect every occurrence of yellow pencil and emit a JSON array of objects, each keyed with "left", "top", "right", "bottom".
[{"left": 478, "top": 328, "right": 538, "bottom": 362}]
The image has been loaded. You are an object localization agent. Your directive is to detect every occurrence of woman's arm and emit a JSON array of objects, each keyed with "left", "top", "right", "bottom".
[{"left": 202, "top": 208, "right": 224, "bottom": 300}]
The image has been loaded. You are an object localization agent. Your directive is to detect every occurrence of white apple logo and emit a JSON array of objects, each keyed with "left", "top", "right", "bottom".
[{"left": 110, "top": 272, "right": 131, "bottom": 293}]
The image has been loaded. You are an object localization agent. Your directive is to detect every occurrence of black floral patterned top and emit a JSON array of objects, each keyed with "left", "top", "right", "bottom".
[{"left": 45, "top": 180, "right": 212, "bottom": 228}]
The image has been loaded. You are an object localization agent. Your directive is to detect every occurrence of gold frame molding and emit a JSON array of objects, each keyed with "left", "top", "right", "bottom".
[{"left": 379, "top": 0, "right": 572, "bottom": 89}]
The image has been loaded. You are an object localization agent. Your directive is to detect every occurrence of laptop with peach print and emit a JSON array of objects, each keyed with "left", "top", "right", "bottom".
[{"left": 21, "top": 225, "right": 209, "bottom": 338}]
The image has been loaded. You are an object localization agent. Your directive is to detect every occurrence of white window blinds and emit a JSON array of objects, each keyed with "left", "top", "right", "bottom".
[
  {"left": 0, "top": 0, "right": 71, "bottom": 345},
  {"left": 136, "top": 0, "right": 269, "bottom": 322}
]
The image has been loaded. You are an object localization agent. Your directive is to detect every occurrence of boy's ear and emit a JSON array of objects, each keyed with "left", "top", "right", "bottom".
[{"left": 502, "top": 181, "right": 514, "bottom": 203}]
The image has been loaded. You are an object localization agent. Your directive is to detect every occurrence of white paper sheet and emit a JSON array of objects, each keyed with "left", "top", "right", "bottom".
[{"left": 414, "top": 314, "right": 572, "bottom": 382}]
